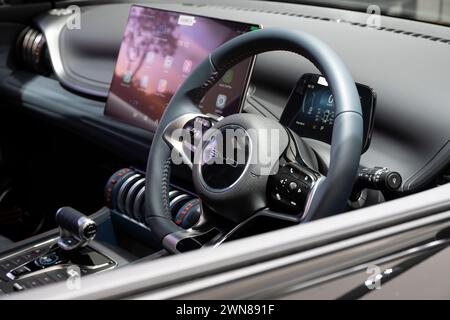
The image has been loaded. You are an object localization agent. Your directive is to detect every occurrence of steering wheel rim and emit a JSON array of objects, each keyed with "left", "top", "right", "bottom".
[{"left": 145, "top": 28, "right": 363, "bottom": 251}]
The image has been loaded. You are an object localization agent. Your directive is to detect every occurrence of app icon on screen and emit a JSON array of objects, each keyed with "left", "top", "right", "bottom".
[
  {"left": 164, "top": 56, "right": 173, "bottom": 69},
  {"left": 157, "top": 79, "right": 168, "bottom": 93},
  {"left": 182, "top": 60, "right": 193, "bottom": 73},
  {"left": 216, "top": 94, "right": 228, "bottom": 109},
  {"left": 145, "top": 52, "right": 155, "bottom": 64},
  {"left": 156, "top": 25, "right": 166, "bottom": 35},
  {"left": 127, "top": 47, "right": 138, "bottom": 61},
  {"left": 222, "top": 69, "right": 234, "bottom": 84},
  {"left": 140, "top": 75, "right": 149, "bottom": 88},
  {"left": 122, "top": 70, "right": 133, "bottom": 84},
  {"left": 177, "top": 40, "right": 191, "bottom": 49}
]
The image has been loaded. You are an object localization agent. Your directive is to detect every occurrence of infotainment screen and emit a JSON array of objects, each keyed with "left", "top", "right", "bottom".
[
  {"left": 280, "top": 74, "right": 376, "bottom": 153},
  {"left": 104, "top": 5, "right": 259, "bottom": 131}
]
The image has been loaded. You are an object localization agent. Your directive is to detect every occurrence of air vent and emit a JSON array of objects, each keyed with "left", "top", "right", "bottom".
[
  {"left": 182, "top": 3, "right": 450, "bottom": 45},
  {"left": 15, "top": 26, "right": 52, "bottom": 75}
]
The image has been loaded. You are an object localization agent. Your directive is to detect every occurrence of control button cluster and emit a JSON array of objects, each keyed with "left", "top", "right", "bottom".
[
  {"left": 0, "top": 244, "right": 116, "bottom": 295},
  {"left": 182, "top": 116, "right": 215, "bottom": 157},
  {"left": 0, "top": 248, "right": 44, "bottom": 275},
  {"left": 355, "top": 167, "right": 402, "bottom": 192},
  {"left": 8, "top": 269, "right": 69, "bottom": 293},
  {"left": 183, "top": 116, "right": 213, "bottom": 143},
  {"left": 268, "top": 163, "right": 318, "bottom": 213},
  {"left": 0, "top": 247, "right": 64, "bottom": 295}
]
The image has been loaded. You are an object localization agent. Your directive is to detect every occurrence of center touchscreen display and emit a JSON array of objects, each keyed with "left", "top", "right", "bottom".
[{"left": 104, "top": 5, "right": 259, "bottom": 132}]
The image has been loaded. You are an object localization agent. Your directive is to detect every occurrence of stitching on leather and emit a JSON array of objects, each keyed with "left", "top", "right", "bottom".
[
  {"left": 161, "top": 157, "right": 172, "bottom": 219},
  {"left": 191, "top": 70, "right": 220, "bottom": 104},
  {"left": 198, "top": 45, "right": 316, "bottom": 95}
]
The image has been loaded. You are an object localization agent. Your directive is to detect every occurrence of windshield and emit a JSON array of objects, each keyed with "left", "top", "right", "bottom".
[{"left": 271, "top": 0, "right": 450, "bottom": 26}]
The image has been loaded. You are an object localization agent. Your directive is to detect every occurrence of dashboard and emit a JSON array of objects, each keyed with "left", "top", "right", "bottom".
[
  {"left": 1, "top": 0, "right": 450, "bottom": 298},
  {"left": 1, "top": 0, "right": 449, "bottom": 194}
]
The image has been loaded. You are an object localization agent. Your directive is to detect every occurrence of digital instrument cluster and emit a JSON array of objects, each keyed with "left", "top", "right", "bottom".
[{"left": 280, "top": 74, "right": 376, "bottom": 152}]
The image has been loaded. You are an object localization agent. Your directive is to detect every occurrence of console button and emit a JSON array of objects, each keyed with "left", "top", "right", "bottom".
[
  {"left": 12, "top": 282, "right": 24, "bottom": 292},
  {"left": 32, "top": 248, "right": 45, "bottom": 255},
  {"left": 47, "top": 269, "right": 68, "bottom": 282},
  {"left": 11, "top": 256, "right": 25, "bottom": 266},
  {"left": 37, "top": 253, "right": 60, "bottom": 266},
  {"left": 288, "top": 181, "right": 298, "bottom": 191},
  {"left": 0, "top": 260, "right": 15, "bottom": 272},
  {"left": 21, "top": 278, "right": 42, "bottom": 289},
  {"left": 21, "top": 248, "right": 45, "bottom": 261},
  {"left": 0, "top": 270, "right": 11, "bottom": 280},
  {"left": 22, "top": 253, "right": 34, "bottom": 260},
  {"left": 36, "top": 274, "right": 54, "bottom": 285},
  {"left": 10, "top": 265, "right": 31, "bottom": 277}
]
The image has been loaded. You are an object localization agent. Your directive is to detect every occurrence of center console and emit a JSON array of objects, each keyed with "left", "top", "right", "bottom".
[
  {"left": 0, "top": 208, "right": 123, "bottom": 295},
  {"left": 1, "top": 244, "right": 116, "bottom": 293},
  {"left": 0, "top": 169, "right": 200, "bottom": 296}
]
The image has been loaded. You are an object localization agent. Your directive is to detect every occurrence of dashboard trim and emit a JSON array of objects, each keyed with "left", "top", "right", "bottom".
[{"left": 34, "top": 8, "right": 111, "bottom": 97}]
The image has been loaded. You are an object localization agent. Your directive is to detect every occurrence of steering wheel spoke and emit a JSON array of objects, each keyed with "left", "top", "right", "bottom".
[{"left": 162, "top": 113, "right": 218, "bottom": 169}]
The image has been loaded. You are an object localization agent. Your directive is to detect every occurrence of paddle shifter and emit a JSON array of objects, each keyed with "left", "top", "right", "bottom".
[{"left": 56, "top": 207, "right": 97, "bottom": 250}]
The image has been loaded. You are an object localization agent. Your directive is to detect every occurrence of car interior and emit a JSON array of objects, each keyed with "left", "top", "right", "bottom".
[{"left": 0, "top": 0, "right": 449, "bottom": 297}]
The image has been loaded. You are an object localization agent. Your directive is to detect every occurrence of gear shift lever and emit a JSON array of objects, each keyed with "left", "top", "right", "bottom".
[
  {"left": 56, "top": 207, "right": 97, "bottom": 250},
  {"left": 4, "top": 208, "right": 113, "bottom": 285}
]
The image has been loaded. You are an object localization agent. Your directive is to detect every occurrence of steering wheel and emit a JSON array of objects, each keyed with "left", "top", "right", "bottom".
[{"left": 145, "top": 28, "right": 363, "bottom": 253}]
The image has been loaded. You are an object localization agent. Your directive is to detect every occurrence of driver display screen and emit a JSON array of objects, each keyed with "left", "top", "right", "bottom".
[
  {"left": 280, "top": 74, "right": 376, "bottom": 153},
  {"left": 104, "top": 5, "right": 259, "bottom": 132}
]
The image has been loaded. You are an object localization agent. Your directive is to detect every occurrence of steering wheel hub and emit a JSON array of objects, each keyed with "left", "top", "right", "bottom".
[
  {"left": 192, "top": 113, "right": 290, "bottom": 223},
  {"left": 199, "top": 124, "right": 251, "bottom": 191}
]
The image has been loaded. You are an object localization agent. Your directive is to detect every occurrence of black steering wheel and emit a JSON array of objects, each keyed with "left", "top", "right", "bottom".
[{"left": 145, "top": 28, "right": 363, "bottom": 253}]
